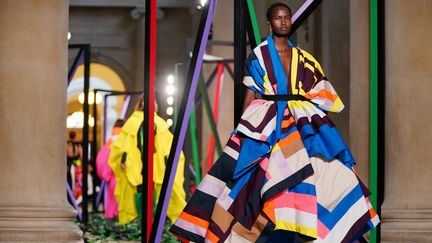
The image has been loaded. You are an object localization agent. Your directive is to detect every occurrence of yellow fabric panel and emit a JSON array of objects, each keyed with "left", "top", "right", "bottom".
[
  {"left": 153, "top": 114, "right": 186, "bottom": 222},
  {"left": 274, "top": 220, "right": 318, "bottom": 239},
  {"left": 299, "top": 48, "right": 325, "bottom": 77},
  {"left": 304, "top": 62, "right": 315, "bottom": 73},
  {"left": 297, "top": 82, "right": 306, "bottom": 96},
  {"left": 108, "top": 111, "right": 142, "bottom": 224},
  {"left": 298, "top": 54, "right": 305, "bottom": 63},
  {"left": 330, "top": 97, "right": 344, "bottom": 113},
  {"left": 288, "top": 100, "right": 316, "bottom": 110},
  {"left": 290, "top": 48, "right": 299, "bottom": 94},
  {"left": 271, "top": 143, "right": 281, "bottom": 153},
  {"left": 263, "top": 74, "right": 273, "bottom": 94},
  {"left": 123, "top": 111, "right": 144, "bottom": 187},
  {"left": 109, "top": 111, "right": 186, "bottom": 224}
]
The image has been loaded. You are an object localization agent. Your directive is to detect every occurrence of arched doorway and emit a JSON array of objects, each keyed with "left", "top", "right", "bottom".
[{"left": 67, "top": 63, "right": 127, "bottom": 147}]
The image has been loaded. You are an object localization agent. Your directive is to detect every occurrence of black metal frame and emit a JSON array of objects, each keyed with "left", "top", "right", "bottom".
[
  {"left": 377, "top": 0, "right": 385, "bottom": 240},
  {"left": 68, "top": 44, "right": 91, "bottom": 226},
  {"left": 288, "top": 0, "right": 323, "bottom": 37},
  {"left": 94, "top": 89, "right": 144, "bottom": 145},
  {"left": 149, "top": 0, "right": 214, "bottom": 240},
  {"left": 68, "top": 47, "right": 84, "bottom": 86},
  {"left": 234, "top": 0, "right": 247, "bottom": 126}
]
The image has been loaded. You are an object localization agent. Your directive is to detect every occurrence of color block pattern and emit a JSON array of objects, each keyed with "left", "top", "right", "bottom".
[{"left": 170, "top": 36, "right": 379, "bottom": 242}]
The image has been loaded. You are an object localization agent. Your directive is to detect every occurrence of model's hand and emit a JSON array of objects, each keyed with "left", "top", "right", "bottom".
[{"left": 121, "top": 152, "right": 127, "bottom": 170}]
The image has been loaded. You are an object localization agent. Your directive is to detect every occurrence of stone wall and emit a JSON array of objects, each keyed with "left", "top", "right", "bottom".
[
  {"left": 69, "top": 6, "right": 197, "bottom": 114},
  {"left": 381, "top": 0, "right": 432, "bottom": 240}
]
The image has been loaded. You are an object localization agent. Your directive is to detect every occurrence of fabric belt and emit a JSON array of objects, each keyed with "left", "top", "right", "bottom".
[{"left": 261, "top": 94, "right": 309, "bottom": 101}]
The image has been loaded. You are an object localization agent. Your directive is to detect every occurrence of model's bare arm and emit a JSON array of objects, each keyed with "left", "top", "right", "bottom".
[{"left": 242, "top": 88, "right": 256, "bottom": 112}]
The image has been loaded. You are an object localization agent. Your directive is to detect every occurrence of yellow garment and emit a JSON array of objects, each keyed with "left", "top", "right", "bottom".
[
  {"left": 109, "top": 111, "right": 186, "bottom": 224},
  {"left": 153, "top": 114, "right": 186, "bottom": 222}
]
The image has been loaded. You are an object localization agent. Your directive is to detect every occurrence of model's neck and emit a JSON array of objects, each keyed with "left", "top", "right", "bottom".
[{"left": 272, "top": 35, "right": 290, "bottom": 51}]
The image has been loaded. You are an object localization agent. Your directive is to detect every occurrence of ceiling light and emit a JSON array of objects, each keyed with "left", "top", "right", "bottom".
[
  {"left": 166, "top": 107, "right": 174, "bottom": 116},
  {"left": 166, "top": 85, "right": 175, "bottom": 95},
  {"left": 167, "top": 119, "right": 173, "bottom": 126},
  {"left": 167, "top": 75, "right": 174, "bottom": 84},
  {"left": 167, "top": 96, "right": 174, "bottom": 105},
  {"left": 78, "top": 91, "right": 102, "bottom": 105}
]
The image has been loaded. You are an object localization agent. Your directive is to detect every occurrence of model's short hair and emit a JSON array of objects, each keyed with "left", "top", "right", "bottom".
[
  {"left": 136, "top": 94, "right": 144, "bottom": 111},
  {"left": 266, "top": 2, "right": 292, "bottom": 20},
  {"left": 114, "top": 119, "right": 125, "bottom": 128},
  {"left": 69, "top": 130, "right": 76, "bottom": 139},
  {"left": 135, "top": 94, "right": 158, "bottom": 112}
]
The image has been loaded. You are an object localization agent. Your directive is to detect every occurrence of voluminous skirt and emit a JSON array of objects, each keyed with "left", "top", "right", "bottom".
[{"left": 170, "top": 100, "right": 379, "bottom": 242}]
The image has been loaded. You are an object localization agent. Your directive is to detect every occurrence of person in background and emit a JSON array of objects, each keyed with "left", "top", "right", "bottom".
[
  {"left": 96, "top": 119, "right": 125, "bottom": 220},
  {"left": 109, "top": 96, "right": 186, "bottom": 225},
  {"left": 66, "top": 131, "right": 83, "bottom": 201}
]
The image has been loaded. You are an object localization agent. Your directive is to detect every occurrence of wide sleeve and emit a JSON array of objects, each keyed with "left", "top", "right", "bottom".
[
  {"left": 108, "top": 131, "right": 128, "bottom": 181},
  {"left": 242, "top": 51, "right": 274, "bottom": 95},
  {"left": 124, "top": 143, "right": 143, "bottom": 187},
  {"left": 109, "top": 117, "right": 143, "bottom": 187},
  {"left": 303, "top": 54, "right": 345, "bottom": 113},
  {"left": 237, "top": 47, "right": 278, "bottom": 142}
]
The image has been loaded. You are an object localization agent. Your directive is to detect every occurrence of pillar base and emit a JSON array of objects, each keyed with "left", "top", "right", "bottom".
[
  {"left": 0, "top": 206, "right": 82, "bottom": 242},
  {"left": 381, "top": 209, "right": 432, "bottom": 242}
]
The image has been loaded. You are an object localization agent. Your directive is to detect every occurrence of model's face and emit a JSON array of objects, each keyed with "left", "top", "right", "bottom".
[{"left": 267, "top": 6, "right": 292, "bottom": 37}]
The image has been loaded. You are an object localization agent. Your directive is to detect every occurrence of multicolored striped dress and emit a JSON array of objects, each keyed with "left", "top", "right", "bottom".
[{"left": 170, "top": 36, "right": 379, "bottom": 242}]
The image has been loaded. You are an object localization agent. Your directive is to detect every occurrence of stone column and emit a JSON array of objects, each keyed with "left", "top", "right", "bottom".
[
  {"left": 381, "top": 0, "right": 432, "bottom": 240},
  {"left": 349, "top": 0, "right": 370, "bottom": 183},
  {"left": 0, "top": 1, "right": 82, "bottom": 241}
]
